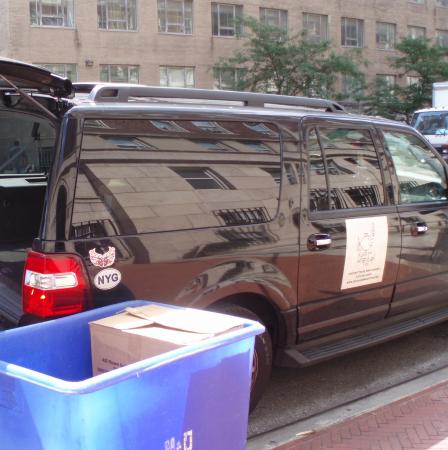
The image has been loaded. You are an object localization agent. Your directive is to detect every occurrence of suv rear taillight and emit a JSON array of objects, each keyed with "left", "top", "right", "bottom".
[{"left": 23, "top": 251, "right": 91, "bottom": 318}]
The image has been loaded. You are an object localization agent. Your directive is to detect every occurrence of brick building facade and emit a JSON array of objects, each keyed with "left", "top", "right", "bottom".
[{"left": 1, "top": 0, "right": 448, "bottom": 95}]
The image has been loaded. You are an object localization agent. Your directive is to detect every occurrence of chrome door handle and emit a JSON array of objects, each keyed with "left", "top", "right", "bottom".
[
  {"left": 411, "top": 222, "right": 428, "bottom": 236},
  {"left": 307, "top": 233, "right": 332, "bottom": 251}
]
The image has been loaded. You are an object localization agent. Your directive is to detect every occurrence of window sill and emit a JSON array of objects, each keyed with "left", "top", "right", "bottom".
[
  {"left": 30, "top": 25, "right": 75, "bottom": 30},
  {"left": 98, "top": 28, "right": 138, "bottom": 33},
  {"left": 158, "top": 32, "right": 193, "bottom": 36}
]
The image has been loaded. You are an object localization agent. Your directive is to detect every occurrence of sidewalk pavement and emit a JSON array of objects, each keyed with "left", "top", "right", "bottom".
[{"left": 247, "top": 366, "right": 448, "bottom": 450}]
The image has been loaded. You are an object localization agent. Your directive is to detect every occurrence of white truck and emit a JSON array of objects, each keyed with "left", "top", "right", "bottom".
[{"left": 411, "top": 82, "right": 448, "bottom": 161}]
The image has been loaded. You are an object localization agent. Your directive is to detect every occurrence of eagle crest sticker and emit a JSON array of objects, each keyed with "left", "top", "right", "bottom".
[{"left": 89, "top": 246, "right": 116, "bottom": 268}]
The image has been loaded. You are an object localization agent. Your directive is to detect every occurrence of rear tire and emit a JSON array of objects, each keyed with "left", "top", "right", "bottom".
[{"left": 214, "top": 304, "right": 272, "bottom": 412}]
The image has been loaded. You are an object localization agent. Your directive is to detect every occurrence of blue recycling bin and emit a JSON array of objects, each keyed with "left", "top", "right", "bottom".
[{"left": 0, "top": 301, "right": 264, "bottom": 450}]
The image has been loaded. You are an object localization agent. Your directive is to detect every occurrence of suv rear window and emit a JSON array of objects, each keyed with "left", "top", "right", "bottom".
[
  {"left": 0, "top": 111, "right": 55, "bottom": 175},
  {"left": 71, "top": 118, "right": 282, "bottom": 238}
]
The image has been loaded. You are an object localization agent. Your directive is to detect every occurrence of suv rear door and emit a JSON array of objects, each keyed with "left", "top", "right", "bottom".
[{"left": 297, "top": 119, "right": 401, "bottom": 341}]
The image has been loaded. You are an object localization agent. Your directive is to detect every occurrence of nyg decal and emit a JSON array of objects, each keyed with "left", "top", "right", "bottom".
[
  {"left": 89, "top": 246, "right": 116, "bottom": 268},
  {"left": 94, "top": 268, "right": 122, "bottom": 290}
]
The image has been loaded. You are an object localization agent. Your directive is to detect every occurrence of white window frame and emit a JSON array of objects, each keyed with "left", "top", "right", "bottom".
[
  {"left": 97, "top": 0, "right": 137, "bottom": 31},
  {"left": 30, "top": 0, "right": 74, "bottom": 27},
  {"left": 341, "top": 17, "right": 364, "bottom": 48},
  {"left": 159, "top": 66, "right": 195, "bottom": 88},
  {"left": 99, "top": 64, "right": 139, "bottom": 83},
  {"left": 212, "top": 3, "right": 243, "bottom": 37},
  {"left": 35, "top": 63, "right": 77, "bottom": 81},
  {"left": 377, "top": 74, "right": 397, "bottom": 92},
  {"left": 158, "top": 0, "right": 193, "bottom": 34},
  {"left": 406, "top": 76, "right": 420, "bottom": 86},
  {"left": 376, "top": 22, "right": 396, "bottom": 50},
  {"left": 408, "top": 25, "right": 426, "bottom": 39},
  {"left": 213, "top": 67, "right": 245, "bottom": 90},
  {"left": 437, "top": 29, "right": 448, "bottom": 47},
  {"left": 303, "top": 13, "right": 329, "bottom": 42},
  {"left": 259, "top": 8, "right": 287, "bottom": 32},
  {"left": 192, "top": 121, "right": 231, "bottom": 134}
]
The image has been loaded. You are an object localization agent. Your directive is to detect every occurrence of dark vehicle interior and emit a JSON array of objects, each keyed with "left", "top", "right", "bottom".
[{"left": 0, "top": 60, "right": 72, "bottom": 324}]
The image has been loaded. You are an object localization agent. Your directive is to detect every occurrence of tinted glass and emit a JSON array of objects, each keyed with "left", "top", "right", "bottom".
[
  {"left": 307, "top": 126, "right": 384, "bottom": 211},
  {"left": 72, "top": 118, "right": 285, "bottom": 237},
  {"left": 307, "top": 128, "right": 329, "bottom": 211},
  {"left": 0, "top": 111, "right": 56, "bottom": 175},
  {"left": 413, "top": 111, "right": 448, "bottom": 135},
  {"left": 383, "top": 130, "right": 448, "bottom": 203}
]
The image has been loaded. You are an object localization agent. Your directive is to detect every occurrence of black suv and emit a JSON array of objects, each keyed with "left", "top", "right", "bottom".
[{"left": 2, "top": 58, "right": 448, "bottom": 409}]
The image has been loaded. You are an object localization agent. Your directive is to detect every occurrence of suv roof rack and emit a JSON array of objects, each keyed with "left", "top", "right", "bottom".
[{"left": 85, "top": 84, "right": 345, "bottom": 113}]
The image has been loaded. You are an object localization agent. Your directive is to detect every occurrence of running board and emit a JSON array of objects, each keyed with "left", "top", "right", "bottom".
[{"left": 279, "top": 307, "right": 448, "bottom": 368}]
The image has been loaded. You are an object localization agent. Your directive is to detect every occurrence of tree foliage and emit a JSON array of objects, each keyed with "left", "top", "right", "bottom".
[
  {"left": 213, "top": 17, "right": 365, "bottom": 98},
  {"left": 366, "top": 37, "right": 448, "bottom": 120}
]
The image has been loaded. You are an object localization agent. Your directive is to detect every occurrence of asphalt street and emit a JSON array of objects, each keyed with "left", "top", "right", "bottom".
[{"left": 248, "top": 321, "right": 448, "bottom": 438}]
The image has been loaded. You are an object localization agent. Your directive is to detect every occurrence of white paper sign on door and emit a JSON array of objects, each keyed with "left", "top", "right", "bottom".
[{"left": 341, "top": 216, "right": 388, "bottom": 290}]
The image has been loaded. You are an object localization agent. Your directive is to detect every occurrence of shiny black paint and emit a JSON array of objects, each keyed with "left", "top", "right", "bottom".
[{"left": 2, "top": 98, "right": 448, "bottom": 367}]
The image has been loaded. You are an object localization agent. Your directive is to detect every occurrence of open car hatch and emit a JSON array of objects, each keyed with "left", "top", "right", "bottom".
[{"left": 0, "top": 58, "right": 73, "bottom": 98}]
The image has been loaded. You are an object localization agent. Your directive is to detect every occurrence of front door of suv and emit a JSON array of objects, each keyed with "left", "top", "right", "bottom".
[
  {"left": 379, "top": 128, "right": 448, "bottom": 317},
  {"left": 298, "top": 120, "right": 401, "bottom": 341}
]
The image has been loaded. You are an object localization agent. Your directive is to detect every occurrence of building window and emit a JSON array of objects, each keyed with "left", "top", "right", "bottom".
[
  {"left": 341, "top": 17, "right": 364, "bottom": 48},
  {"left": 341, "top": 75, "right": 364, "bottom": 99},
  {"left": 212, "top": 3, "right": 243, "bottom": 37},
  {"left": 406, "top": 76, "right": 420, "bottom": 86},
  {"left": 192, "top": 121, "right": 231, "bottom": 134},
  {"left": 437, "top": 30, "right": 448, "bottom": 47},
  {"left": 30, "top": 0, "right": 74, "bottom": 27},
  {"left": 171, "top": 167, "right": 234, "bottom": 189},
  {"left": 102, "top": 136, "right": 155, "bottom": 149},
  {"left": 99, "top": 64, "right": 139, "bottom": 83},
  {"left": 158, "top": 0, "right": 193, "bottom": 34},
  {"left": 197, "top": 141, "right": 237, "bottom": 152},
  {"left": 437, "top": 0, "right": 448, "bottom": 6},
  {"left": 160, "top": 66, "right": 194, "bottom": 87},
  {"left": 303, "top": 13, "right": 329, "bottom": 42},
  {"left": 377, "top": 74, "right": 396, "bottom": 91},
  {"left": 260, "top": 8, "right": 287, "bottom": 32},
  {"left": 35, "top": 63, "right": 77, "bottom": 81},
  {"left": 245, "top": 141, "right": 274, "bottom": 153},
  {"left": 97, "top": 0, "right": 137, "bottom": 31},
  {"left": 409, "top": 0, "right": 425, "bottom": 3},
  {"left": 151, "top": 120, "right": 187, "bottom": 132},
  {"left": 408, "top": 25, "right": 426, "bottom": 39},
  {"left": 376, "top": 22, "right": 396, "bottom": 50},
  {"left": 213, "top": 68, "right": 245, "bottom": 90},
  {"left": 243, "top": 122, "right": 277, "bottom": 136}
]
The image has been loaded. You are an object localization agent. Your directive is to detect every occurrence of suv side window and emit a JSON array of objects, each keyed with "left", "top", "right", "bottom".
[
  {"left": 0, "top": 111, "right": 56, "bottom": 175},
  {"left": 71, "top": 118, "right": 283, "bottom": 238},
  {"left": 307, "top": 126, "right": 385, "bottom": 211},
  {"left": 382, "top": 130, "right": 448, "bottom": 204}
]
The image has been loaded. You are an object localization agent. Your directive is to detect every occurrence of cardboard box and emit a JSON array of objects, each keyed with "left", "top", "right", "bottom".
[{"left": 89, "top": 304, "right": 245, "bottom": 375}]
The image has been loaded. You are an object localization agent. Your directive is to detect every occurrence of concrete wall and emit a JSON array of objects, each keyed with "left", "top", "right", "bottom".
[{"left": 0, "top": 0, "right": 10, "bottom": 55}]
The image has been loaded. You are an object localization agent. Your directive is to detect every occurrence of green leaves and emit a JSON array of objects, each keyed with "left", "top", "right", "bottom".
[
  {"left": 213, "top": 17, "right": 365, "bottom": 98},
  {"left": 366, "top": 37, "right": 448, "bottom": 121}
]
